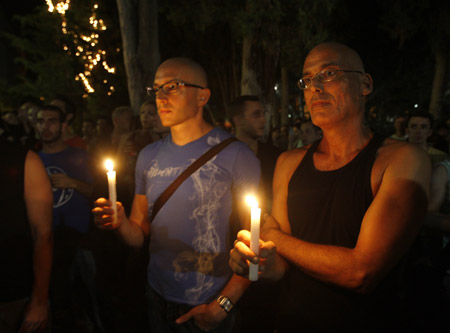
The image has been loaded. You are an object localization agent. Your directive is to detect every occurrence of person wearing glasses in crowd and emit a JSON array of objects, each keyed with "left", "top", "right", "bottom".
[
  {"left": 229, "top": 42, "right": 431, "bottom": 331},
  {"left": 93, "top": 57, "right": 260, "bottom": 332}
]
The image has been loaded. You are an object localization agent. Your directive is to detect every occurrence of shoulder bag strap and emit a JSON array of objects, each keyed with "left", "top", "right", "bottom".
[{"left": 150, "top": 137, "right": 238, "bottom": 222}]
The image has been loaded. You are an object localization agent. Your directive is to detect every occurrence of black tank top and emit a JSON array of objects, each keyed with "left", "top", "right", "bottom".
[
  {"left": 277, "top": 134, "right": 407, "bottom": 332},
  {"left": 0, "top": 141, "right": 34, "bottom": 301}
]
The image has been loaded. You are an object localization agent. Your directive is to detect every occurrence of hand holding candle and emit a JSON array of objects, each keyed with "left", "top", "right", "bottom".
[
  {"left": 245, "top": 195, "right": 261, "bottom": 281},
  {"left": 105, "top": 159, "right": 117, "bottom": 227}
]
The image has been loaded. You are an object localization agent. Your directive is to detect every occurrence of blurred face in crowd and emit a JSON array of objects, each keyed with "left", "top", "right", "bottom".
[
  {"left": 302, "top": 43, "right": 372, "bottom": 129},
  {"left": 28, "top": 106, "right": 39, "bottom": 127},
  {"left": 1, "top": 111, "right": 19, "bottom": 125},
  {"left": 140, "top": 103, "right": 157, "bottom": 130},
  {"left": 237, "top": 101, "right": 266, "bottom": 139},
  {"left": 36, "top": 110, "right": 63, "bottom": 144},
  {"left": 113, "top": 110, "right": 133, "bottom": 132},
  {"left": 300, "top": 121, "right": 321, "bottom": 145},
  {"left": 394, "top": 116, "right": 406, "bottom": 134},
  {"left": 82, "top": 121, "right": 96, "bottom": 138},
  {"left": 407, "top": 116, "right": 431, "bottom": 146}
]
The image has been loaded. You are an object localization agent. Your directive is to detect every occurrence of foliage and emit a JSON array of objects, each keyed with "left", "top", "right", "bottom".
[{"left": 1, "top": 1, "right": 128, "bottom": 125}]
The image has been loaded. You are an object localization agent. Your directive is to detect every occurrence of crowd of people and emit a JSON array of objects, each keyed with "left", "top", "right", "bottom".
[{"left": 0, "top": 42, "right": 449, "bottom": 332}]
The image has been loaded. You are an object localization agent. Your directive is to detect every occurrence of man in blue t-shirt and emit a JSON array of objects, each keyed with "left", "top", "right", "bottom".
[
  {"left": 36, "top": 105, "right": 100, "bottom": 331},
  {"left": 93, "top": 57, "right": 260, "bottom": 332}
]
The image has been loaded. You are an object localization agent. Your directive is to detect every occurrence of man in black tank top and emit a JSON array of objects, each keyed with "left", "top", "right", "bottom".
[{"left": 230, "top": 42, "right": 431, "bottom": 332}]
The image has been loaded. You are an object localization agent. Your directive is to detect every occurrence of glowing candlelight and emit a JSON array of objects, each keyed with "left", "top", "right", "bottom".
[
  {"left": 105, "top": 159, "right": 117, "bottom": 226},
  {"left": 246, "top": 195, "right": 261, "bottom": 281}
]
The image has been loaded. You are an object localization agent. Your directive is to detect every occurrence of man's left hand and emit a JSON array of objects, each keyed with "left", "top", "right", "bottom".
[
  {"left": 49, "top": 173, "right": 74, "bottom": 189},
  {"left": 175, "top": 301, "right": 227, "bottom": 331},
  {"left": 19, "top": 301, "right": 48, "bottom": 333}
]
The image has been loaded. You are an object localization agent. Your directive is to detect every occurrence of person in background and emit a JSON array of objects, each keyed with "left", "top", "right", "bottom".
[
  {"left": 406, "top": 112, "right": 449, "bottom": 166},
  {"left": 35, "top": 105, "right": 102, "bottom": 331},
  {"left": 299, "top": 119, "right": 322, "bottom": 146},
  {"left": 391, "top": 114, "right": 408, "bottom": 141},
  {"left": 50, "top": 95, "right": 87, "bottom": 150},
  {"left": 81, "top": 119, "right": 98, "bottom": 152},
  {"left": 228, "top": 94, "right": 282, "bottom": 332}
]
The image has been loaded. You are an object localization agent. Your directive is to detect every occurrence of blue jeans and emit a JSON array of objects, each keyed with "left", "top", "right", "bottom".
[{"left": 146, "top": 286, "right": 235, "bottom": 333}]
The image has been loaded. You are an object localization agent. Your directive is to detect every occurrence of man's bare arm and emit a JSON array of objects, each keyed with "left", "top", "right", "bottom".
[
  {"left": 264, "top": 144, "right": 431, "bottom": 293},
  {"left": 92, "top": 194, "right": 150, "bottom": 248},
  {"left": 22, "top": 151, "right": 53, "bottom": 331}
]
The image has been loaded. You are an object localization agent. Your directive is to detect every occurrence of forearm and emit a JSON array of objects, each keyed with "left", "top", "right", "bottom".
[
  {"left": 114, "top": 216, "right": 147, "bottom": 248},
  {"left": 31, "top": 232, "right": 53, "bottom": 305},
  {"left": 72, "top": 179, "right": 93, "bottom": 198},
  {"left": 219, "top": 274, "right": 251, "bottom": 304},
  {"left": 264, "top": 228, "right": 366, "bottom": 291}
]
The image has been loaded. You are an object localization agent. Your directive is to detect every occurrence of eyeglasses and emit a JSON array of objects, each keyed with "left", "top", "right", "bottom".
[
  {"left": 146, "top": 81, "right": 205, "bottom": 96},
  {"left": 297, "top": 69, "right": 364, "bottom": 90}
]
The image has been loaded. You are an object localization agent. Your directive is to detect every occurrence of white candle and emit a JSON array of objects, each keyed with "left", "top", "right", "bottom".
[
  {"left": 246, "top": 195, "right": 261, "bottom": 281},
  {"left": 105, "top": 159, "right": 117, "bottom": 226}
]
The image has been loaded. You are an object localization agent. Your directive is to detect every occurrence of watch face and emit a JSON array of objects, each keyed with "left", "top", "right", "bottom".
[{"left": 217, "top": 295, "right": 233, "bottom": 313}]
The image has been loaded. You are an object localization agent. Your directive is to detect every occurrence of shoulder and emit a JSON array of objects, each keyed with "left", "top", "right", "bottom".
[
  {"left": 274, "top": 146, "right": 309, "bottom": 182},
  {"left": 136, "top": 138, "right": 165, "bottom": 164},
  {"left": 372, "top": 137, "right": 431, "bottom": 194},
  {"left": 376, "top": 138, "right": 430, "bottom": 169}
]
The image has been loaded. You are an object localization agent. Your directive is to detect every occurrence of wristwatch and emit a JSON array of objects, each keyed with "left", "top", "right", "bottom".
[{"left": 216, "top": 295, "right": 234, "bottom": 313}]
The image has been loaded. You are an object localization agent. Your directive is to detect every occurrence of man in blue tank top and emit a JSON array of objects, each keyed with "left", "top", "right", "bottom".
[
  {"left": 230, "top": 42, "right": 432, "bottom": 331},
  {"left": 93, "top": 58, "right": 260, "bottom": 332}
]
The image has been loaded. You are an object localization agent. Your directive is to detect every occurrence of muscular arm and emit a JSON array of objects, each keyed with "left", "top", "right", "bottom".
[
  {"left": 264, "top": 144, "right": 431, "bottom": 293},
  {"left": 93, "top": 194, "right": 150, "bottom": 248},
  {"left": 22, "top": 151, "right": 53, "bottom": 331}
]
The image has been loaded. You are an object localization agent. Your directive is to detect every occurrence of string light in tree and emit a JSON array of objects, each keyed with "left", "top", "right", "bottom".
[{"left": 45, "top": 0, "right": 116, "bottom": 96}]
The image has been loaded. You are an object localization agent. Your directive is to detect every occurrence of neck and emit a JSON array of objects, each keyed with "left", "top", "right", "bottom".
[
  {"left": 42, "top": 140, "right": 67, "bottom": 154},
  {"left": 234, "top": 129, "right": 258, "bottom": 154},
  {"left": 170, "top": 119, "right": 213, "bottom": 146},
  {"left": 319, "top": 118, "right": 372, "bottom": 159}
]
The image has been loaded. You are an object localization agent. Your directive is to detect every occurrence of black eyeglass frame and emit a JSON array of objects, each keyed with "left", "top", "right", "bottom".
[
  {"left": 146, "top": 81, "right": 205, "bottom": 96},
  {"left": 297, "top": 69, "right": 364, "bottom": 90}
]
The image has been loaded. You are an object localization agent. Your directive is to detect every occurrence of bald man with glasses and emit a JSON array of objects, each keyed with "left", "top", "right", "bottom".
[
  {"left": 93, "top": 57, "right": 260, "bottom": 332},
  {"left": 230, "top": 42, "right": 431, "bottom": 331}
]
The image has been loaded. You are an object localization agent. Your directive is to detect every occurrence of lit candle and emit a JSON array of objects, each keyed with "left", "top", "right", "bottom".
[
  {"left": 246, "top": 195, "right": 261, "bottom": 281},
  {"left": 105, "top": 159, "right": 117, "bottom": 226}
]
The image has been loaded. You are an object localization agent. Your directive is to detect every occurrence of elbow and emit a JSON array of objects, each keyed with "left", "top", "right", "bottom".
[{"left": 344, "top": 268, "right": 379, "bottom": 294}]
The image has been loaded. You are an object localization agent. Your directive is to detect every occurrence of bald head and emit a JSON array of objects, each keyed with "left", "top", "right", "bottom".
[
  {"left": 157, "top": 57, "right": 208, "bottom": 87},
  {"left": 304, "top": 42, "right": 365, "bottom": 74}
]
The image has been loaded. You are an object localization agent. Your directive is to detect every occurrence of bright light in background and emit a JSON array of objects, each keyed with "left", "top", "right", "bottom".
[
  {"left": 414, "top": 104, "right": 419, "bottom": 108},
  {"left": 45, "top": 1, "right": 116, "bottom": 95}
]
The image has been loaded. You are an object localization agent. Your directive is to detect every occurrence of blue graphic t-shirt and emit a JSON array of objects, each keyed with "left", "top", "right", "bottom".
[
  {"left": 135, "top": 127, "right": 260, "bottom": 305},
  {"left": 39, "top": 146, "right": 94, "bottom": 233}
]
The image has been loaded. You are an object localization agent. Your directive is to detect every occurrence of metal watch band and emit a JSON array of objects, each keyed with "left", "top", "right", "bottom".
[{"left": 216, "top": 295, "right": 234, "bottom": 313}]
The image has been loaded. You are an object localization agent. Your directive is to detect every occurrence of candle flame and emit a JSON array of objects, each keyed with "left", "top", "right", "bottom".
[
  {"left": 245, "top": 195, "right": 258, "bottom": 208},
  {"left": 105, "top": 159, "right": 114, "bottom": 171}
]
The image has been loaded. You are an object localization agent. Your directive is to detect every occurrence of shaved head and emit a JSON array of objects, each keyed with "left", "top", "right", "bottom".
[
  {"left": 304, "top": 42, "right": 365, "bottom": 74},
  {"left": 157, "top": 57, "right": 208, "bottom": 87}
]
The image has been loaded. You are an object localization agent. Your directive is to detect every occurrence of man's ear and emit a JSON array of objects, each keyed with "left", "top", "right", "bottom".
[
  {"left": 198, "top": 88, "right": 211, "bottom": 106},
  {"left": 361, "top": 73, "right": 373, "bottom": 96}
]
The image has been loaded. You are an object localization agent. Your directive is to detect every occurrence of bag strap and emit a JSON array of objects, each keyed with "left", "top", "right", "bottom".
[{"left": 150, "top": 137, "right": 238, "bottom": 222}]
